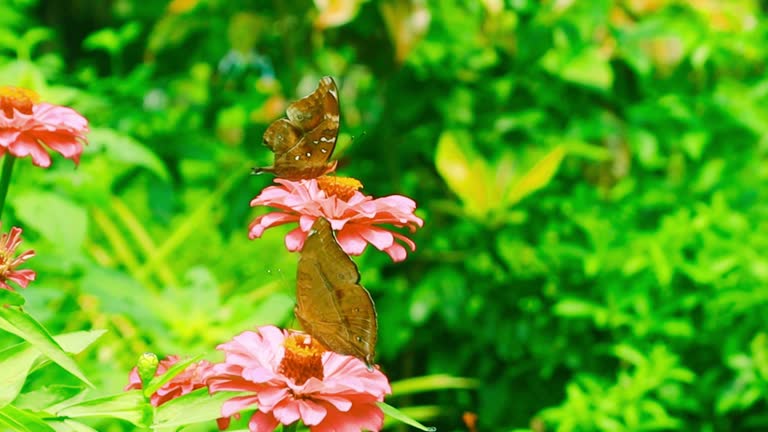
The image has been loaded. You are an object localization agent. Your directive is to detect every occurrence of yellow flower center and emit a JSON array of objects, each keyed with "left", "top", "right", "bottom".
[
  {"left": 0, "top": 86, "right": 40, "bottom": 117},
  {"left": 0, "top": 250, "right": 13, "bottom": 277},
  {"left": 278, "top": 333, "right": 326, "bottom": 386},
  {"left": 316, "top": 175, "right": 363, "bottom": 201}
]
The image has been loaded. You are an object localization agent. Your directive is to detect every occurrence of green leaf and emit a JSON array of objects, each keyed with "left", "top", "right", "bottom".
[
  {"left": 553, "top": 298, "right": 598, "bottom": 318},
  {"left": 0, "top": 307, "right": 92, "bottom": 387},
  {"left": 435, "top": 131, "right": 491, "bottom": 217},
  {"left": 505, "top": 146, "right": 566, "bottom": 206},
  {"left": 55, "top": 391, "right": 151, "bottom": 427},
  {"left": 0, "top": 288, "right": 25, "bottom": 306},
  {"left": 144, "top": 354, "right": 203, "bottom": 397},
  {"left": 0, "top": 329, "right": 104, "bottom": 408},
  {"left": 55, "top": 330, "right": 108, "bottom": 355},
  {"left": 87, "top": 128, "right": 170, "bottom": 181},
  {"left": 541, "top": 44, "right": 613, "bottom": 91},
  {"left": 83, "top": 28, "right": 121, "bottom": 53},
  {"left": 0, "top": 404, "right": 56, "bottom": 432},
  {"left": 379, "top": 402, "right": 436, "bottom": 431},
  {"left": 559, "top": 48, "right": 614, "bottom": 91},
  {"left": 390, "top": 374, "right": 479, "bottom": 396},
  {"left": 48, "top": 419, "right": 99, "bottom": 432},
  {"left": 14, "top": 385, "right": 85, "bottom": 412},
  {"left": 0, "top": 343, "right": 39, "bottom": 407},
  {"left": 13, "top": 191, "right": 87, "bottom": 253},
  {"left": 154, "top": 389, "right": 244, "bottom": 428}
]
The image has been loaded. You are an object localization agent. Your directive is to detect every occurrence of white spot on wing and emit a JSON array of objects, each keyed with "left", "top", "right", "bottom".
[{"left": 295, "top": 155, "right": 300, "bottom": 160}]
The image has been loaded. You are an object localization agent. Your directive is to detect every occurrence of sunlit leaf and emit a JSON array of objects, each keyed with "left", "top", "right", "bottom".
[
  {"left": 390, "top": 374, "right": 479, "bottom": 396},
  {"left": 435, "top": 131, "right": 491, "bottom": 217},
  {"left": 314, "top": 0, "right": 364, "bottom": 29},
  {"left": 154, "top": 389, "right": 244, "bottom": 428},
  {"left": 48, "top": 419, "right": 99, "bottom": 432},
  {"left": 553, "top": 298, "right": 598, "bottom": 318},
  {"left": 144, "top": 354, "right": 203, "bottom": 397},
  {"left": 379, "top": 402, "right": 436, "bottom": 431},
  {"left": 87, "top": 128, "right": 170, "bottom": 180},
  {"left": 55, "top": 330, "right": 108, "bottom": 355},
  {"left": 0, "top": 289, "right": 25, "bottom": 306},
  {"left": 55, "top": 391, "right": 151, "bottom": 427},
  {"left": 0, "top": 307, "right": 92, "bottom": 387},
  {"left": 0, "top": 404, "right": 56, "bottom": 432},
  {"left": 0, "top": 329, "right": 104, "bottom": 408},
  {"left": 504, "top": 145, "right": 566, "bottom": 206},
  {"left": 83, "top": 28, "right": 121, "bottom": 53},
  {"left": 380, "top": 0, "right": 431, "bottom": 64},
  {"left": 0, "top": 344, "right": 38, "bottom": 407},
  {"left": 14, "top": 191, "right": 87, "bottom": 253}
]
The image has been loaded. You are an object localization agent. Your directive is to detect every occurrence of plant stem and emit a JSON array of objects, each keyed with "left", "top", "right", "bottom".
[
  {"left": 0, "top": 155, "right": 16, "bottom": 217},
  {"left": 282, "top": 422, "right": 298, "bottom": 432}
]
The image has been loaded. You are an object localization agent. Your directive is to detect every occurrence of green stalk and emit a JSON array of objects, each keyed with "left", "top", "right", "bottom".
[
  {"left": 0, "top": 155, "right": 16, "bottom": 217},
  {"left": 283, "top": 422, "right": 298, "bottom": 432}
]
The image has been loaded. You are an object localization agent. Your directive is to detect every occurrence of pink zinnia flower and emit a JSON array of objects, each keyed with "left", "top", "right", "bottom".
[
  {"left": 0, "top": 224, "right": 35, "bottom": 291},
  {"left": 248, "top": 176, "right": 423, "bottom": 262},
  {"left": 0, "top": 86, "right": 88, "bottom": 167},
  {"left": 125, "top": 355, "right": 213, "bottom": 407},
  {"left": 207, "top": 325, "right": 391, "bottom": 432}
]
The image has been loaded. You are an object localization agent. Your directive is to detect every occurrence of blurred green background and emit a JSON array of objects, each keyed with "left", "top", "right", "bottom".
[{"left": 2, "top": 0, "right": 768, "bottom": 430}]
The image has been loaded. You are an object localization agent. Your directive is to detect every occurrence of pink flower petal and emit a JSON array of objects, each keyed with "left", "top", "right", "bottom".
[
  {"left": 0, "top": 97, "right": 88, "bottom": 167},
  {"left": 297, "top": 399, "right": 328, "bottom": 426},
  {"left": 208, "top": 325, "right": 391, "bottom": 432},
  {"left": 310, "top": 401, "right": 385, "bottom": 432},
  {"left": 285, "top": 227, "right": 308, "bottom": 251},
  {"left": 392, "top": 231, "right": 417, "bottom": 251},
  {"left": 247, "top": 178, "right": 423, "bottom": 262},
  {"left": 299, "top": 214, "right": 317, "bottom": 232},
  {"left": 356, "top": 226, "right": 395, "bottom": 250},
  {"left": 383, "top": 243, "right": 407, "bottom": 262},
  {"left": 248, "top": 212, "right": 300, "bottom": 238},
  {"left": 222, "top": 394, "right": 262, "bottom": 417},
  {"left": 248, "top": 410, "right": 280, "bottom": 432},
  {"left": 311, "top": 394, "right": 353, "bottom": 412},
  {"left": 335, "top": 227, "right": 369, "bottom": 255},
  {"left": 254, "top": 386, "right": 290, "bottom": 411},
  {"left": 9, "top": 137, "right": 51, "bottom": 167}
]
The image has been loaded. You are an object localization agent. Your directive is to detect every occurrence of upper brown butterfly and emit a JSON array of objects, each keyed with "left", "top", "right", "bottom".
[
  {"left": 253, "top": 76, "right": 340, "bottom": 180},
  {"left": 296, "top": 217, "right": 378, "bottom": 368}
]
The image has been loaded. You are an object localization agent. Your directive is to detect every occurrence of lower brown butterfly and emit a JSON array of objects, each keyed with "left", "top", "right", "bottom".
[{"left": 295, "top": 217, "right": 378, "bottom": 368}]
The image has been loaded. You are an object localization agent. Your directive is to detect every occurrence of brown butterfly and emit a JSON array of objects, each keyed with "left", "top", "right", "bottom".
[
  {"left": 253, "top": 76, "right": 340, "bottom": 180},
  {"left": 295, "top": 217, "right": 378, "bottom": 368}
]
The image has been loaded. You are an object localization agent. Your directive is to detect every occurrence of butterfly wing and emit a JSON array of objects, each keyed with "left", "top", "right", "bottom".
[
  {"left": 296, "top": 217, "right": 377, "bottom": 366},
  {"left": 256, "top": 77, "right": 340, "bottom": 180}
]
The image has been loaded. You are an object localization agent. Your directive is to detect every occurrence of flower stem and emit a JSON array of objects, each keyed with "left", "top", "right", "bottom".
[
  {"left": 282, "top": 422, "right": 298, "bottom": 432},
  {"left": 0, "top": 155, "right": 16, "bottom": 217}
]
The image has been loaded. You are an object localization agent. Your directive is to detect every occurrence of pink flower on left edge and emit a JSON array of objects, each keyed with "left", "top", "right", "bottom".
[
  {"left": 0, "top": 224, "right": 36, "bottom": 291},
  {"left": 0, "top": 86, "right": 88, "bottom": 168},
  {"left": 124, "top": 355, "right": 213, "bottom": 407},
  {"left": 248, "top": 176, "right": 424, "bottom": 262},
  {"left": 207, "top": 325, "right": 391, "bottom": 432}
]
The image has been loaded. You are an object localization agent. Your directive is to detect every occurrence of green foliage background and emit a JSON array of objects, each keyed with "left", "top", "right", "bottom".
[{"left": 2, "top": 0, "right": 768, "bottom": 430}]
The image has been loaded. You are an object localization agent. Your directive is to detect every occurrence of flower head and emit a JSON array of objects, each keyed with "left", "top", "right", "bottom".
[
  {"left": 207, "top": 325, "right": 391, "bottom": 432},
  {"left": 0, "top": 86, "right": 88, "bottom": 168},
  {"left": 248, "top": 176, "right": 423, "bottom": 262},
  {"left": 0, "top": 224, "right": 35, "bottom": 291},
  {"left": 125, "top": 355, "right": 213, "bottom": 407}
]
